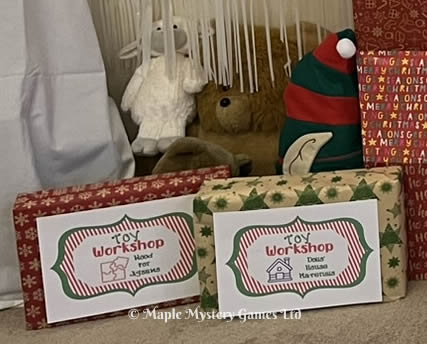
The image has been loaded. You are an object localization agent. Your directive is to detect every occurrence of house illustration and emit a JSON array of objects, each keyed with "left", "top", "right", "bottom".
[{"left": 267, "top": 258, "right": 293, "bottom": 283}]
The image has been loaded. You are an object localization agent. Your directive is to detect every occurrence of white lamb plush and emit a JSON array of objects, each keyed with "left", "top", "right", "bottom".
[{"left": 121, "top": 17, "right": 207, "bottom": 156}]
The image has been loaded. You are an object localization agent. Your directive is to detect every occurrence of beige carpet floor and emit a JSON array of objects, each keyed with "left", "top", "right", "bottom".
[{"left": 1, "top": 282, "right": 426, "bottom": 344}]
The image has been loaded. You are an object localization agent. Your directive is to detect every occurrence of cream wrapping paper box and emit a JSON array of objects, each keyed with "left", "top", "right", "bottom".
[{"left": 193, "top": 167, "right": 407, "bottom": 311}]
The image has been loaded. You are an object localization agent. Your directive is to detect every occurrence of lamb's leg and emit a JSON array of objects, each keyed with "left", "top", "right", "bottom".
[
  {"left": 132, "top": 118, "right": 161, "bottom": 157},
  {"left": 131, "top": 137, "right": 158, "bottom": 157},
  {"left": 157, "top": 119, "right": 186, "bottom": 153}
]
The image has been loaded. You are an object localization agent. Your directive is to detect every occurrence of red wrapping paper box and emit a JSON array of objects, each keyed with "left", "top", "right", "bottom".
[
  {"left": 13, "top": 166, "right": 231, "bottom": 330},
  {"left": 357, "top": 50, "right": 427, "bottom": 279},
  {"left": 353, "top": 0, "right": 427, "bottom": 51}
]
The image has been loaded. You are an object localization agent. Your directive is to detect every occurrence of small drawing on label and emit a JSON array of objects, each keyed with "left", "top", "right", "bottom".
[
  {"left": 267, "top": 258, "right": 293, "bottom": 283},
  {"left": 101, "top": 257, "right": 130, "bottom": 283}
]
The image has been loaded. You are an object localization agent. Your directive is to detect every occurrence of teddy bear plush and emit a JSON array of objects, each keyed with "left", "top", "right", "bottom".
[
  {"left": 121, "top": 17, "right": 207, "bottom": 157},
  {"left": 187, "top": 23, "right": 321, "bottom": 176}
]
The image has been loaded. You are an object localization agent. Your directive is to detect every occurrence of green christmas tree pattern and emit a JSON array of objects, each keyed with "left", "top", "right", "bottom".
[
  {"left": 295, "top": 185, "right": 323, "bottom": 206},
  {"left": 240, "top": 189, "right": 269, "bottom": 211},
  {"left": 194, "top": 197, "right": 212, "bottom": 221},
  {"left": 350, "top": 179, "right": 378, "bottom": 201},
  {"left": 201, "top": 288, "right": 218, "bottom": 310},
  {"left": 387, "top": 202, "right": 402, "bottom": 219},
  {"left": 380, "top": 224, "right": 403, "bottom": 253}
]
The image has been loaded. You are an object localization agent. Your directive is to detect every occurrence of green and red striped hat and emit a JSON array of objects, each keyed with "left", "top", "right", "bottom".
[{"left": 277, "top": 29, "right": 364, "bottom": 174}]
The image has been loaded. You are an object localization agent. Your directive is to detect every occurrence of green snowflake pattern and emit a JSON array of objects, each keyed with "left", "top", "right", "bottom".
[
  {"left": 200, "top": 226, "right": 213, "bottom": 238},
  {"left": 326, "top": 187, "right": 339, "bottom": 200},
  {"left": 386, "top": 277, "right": 399, "bottom": 289},
  {"left": 214, "top": 197, "right": 229, "bottom": 210},
  {"left": 388, "top": 257, "right": 400, "bottom": 269},
  {"left": 197, "top": 248, "right": 208, "bottom": 258},
  {"left": 380, "top": 182, "right": 393, "bottom": 194},
  {"left": 270, "top": 192, "right": 285, "bottom": 204}
]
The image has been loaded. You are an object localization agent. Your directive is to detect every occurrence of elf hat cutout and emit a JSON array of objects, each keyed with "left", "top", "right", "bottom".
[{"left": 277, "top": 29, "right": 364, "bottom": 175}]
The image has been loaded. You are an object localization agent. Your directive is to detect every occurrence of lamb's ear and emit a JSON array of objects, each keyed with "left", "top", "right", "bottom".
[{"left": 119, "top": 40, "right": 139, "bottom": 60}]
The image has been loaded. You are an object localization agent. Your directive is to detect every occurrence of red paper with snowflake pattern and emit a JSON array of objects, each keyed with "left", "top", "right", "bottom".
[
  {"left": 353, "top": 0, "right": 427, "bottom": 51},
  {"left": 13, "top": 166, "right": 231, "bottom": 330}
]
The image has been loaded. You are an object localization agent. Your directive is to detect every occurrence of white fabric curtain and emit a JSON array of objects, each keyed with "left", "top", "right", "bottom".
[
  {"left": 0, "top": 0, "right": 135, "bottom": 308},
  {"left": 89, "top": 0, "right": 354, "bottom": 106}
]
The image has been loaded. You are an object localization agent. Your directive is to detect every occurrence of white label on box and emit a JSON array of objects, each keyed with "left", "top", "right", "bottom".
[
  {"left": 37, "top": 195, "right": 198, "bottom": 324},
  {"left": 214, "top": 200, "right": 382, "bottom": 315}
]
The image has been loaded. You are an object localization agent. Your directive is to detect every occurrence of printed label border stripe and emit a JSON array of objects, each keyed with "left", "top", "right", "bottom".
[
  {"left": 236, "top": 220, "right": 364, "bottom": 295},
  {"left": 227, "top": 217, "right": 373, "bottom": 298},
  {"left": 52, "top": 213, "right": 197, "bottom": 300}
]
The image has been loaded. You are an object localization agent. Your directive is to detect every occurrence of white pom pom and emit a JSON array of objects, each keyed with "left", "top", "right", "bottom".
[{"left": 336, "top": 38, "right": 356, "bottom": 59}]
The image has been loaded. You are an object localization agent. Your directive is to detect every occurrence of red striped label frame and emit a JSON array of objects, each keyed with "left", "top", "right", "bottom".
[
  {"left": 52, "top": 213, "right": 196, "bottom": 299},
  {"left": 226, "top": 217, "right": 373, "bottom": 298}
]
